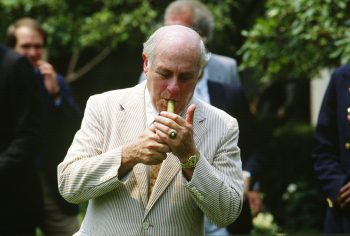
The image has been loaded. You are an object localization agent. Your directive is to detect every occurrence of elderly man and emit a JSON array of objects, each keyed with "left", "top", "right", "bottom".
[{"left": 58, "top": 25, "right": 243, "bottom": 235}]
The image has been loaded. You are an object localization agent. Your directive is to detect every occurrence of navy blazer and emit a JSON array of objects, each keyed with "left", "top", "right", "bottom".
[
  {"left": 0, "top": 45, "right": 43, "bottom": 234},
  {"left": 313, "top": 65, "right": 350, "bottom": 232},
  {"left": 313, "top": 65, "right": 350, "bottom": 202},
  {"left": 37, "top": 72, "right": 82, "bottom": 215},
  {"left": 208, "top": 80, "right": 264, "bottom": 182}
]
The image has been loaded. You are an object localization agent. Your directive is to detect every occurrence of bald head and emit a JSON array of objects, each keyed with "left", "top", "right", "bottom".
[{"left": 143, "top": 25, "right": 209, "bottom": 73}]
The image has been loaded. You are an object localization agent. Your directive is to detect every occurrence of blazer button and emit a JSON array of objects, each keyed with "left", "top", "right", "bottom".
[
  {"left": 143, "top": 221, "right": 150, "bottom": 230},
  {"left": 345, "top": 143, "right": 350, "bottom": 150}
]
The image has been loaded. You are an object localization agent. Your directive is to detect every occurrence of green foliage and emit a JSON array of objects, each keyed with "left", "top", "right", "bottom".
[
  {"left": 0, "top": 0, "right": 158, "bottom": 80},
  {"left": 281, "top": 181, "right": 324, "bottom": 234},
  {"left": 0, "top": 0, "right": 245, "bottom": 81},
  {"left": 239, "top": 0, "right": 350, "bottom": 83},
  {"left": 260, "top": 122, "right": 324, "bottom": 234}
]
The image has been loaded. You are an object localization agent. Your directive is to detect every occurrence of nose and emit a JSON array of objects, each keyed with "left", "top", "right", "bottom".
[{"left": 167, "top": 77, "right": 180, "bottom": 95}]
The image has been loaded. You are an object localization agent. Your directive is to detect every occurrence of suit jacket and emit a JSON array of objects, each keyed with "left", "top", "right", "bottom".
[
  {"left": 312, "top": 64, "right": 350, "bottom": 232},
  {"left": 37, "top": 72, "right": 82, "bottom": 215},
  {"left": 208, "top": 81, "right": 263, "bottom": 181},
  {"left": 58, "top": 81, "right": 243, "bottom": 235},
  {"left": 206, "top": 53, "right": 240, "bottom": 87},
  {"left": 0, "top": 45, "right": 43, "bottom": 233},
  {"left": 139, "top": 53, "right": 241, "bottom": 88}
]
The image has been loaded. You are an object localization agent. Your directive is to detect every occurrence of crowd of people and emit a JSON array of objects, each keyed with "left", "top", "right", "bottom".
[{"left": 0, "top": 0, "right": 349, "bottom": 235}]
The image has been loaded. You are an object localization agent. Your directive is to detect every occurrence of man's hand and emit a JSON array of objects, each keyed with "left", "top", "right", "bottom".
[
  {"left": 338, "top": 181, "right": 350, "bottom": 209},
  {"left": 153, "top": 104, "right": 198, "bottom": 163},
  {"left": 119, "top": 125, "right": 170, "bottom": 178},
  {"left": 37, "top": 60, "right": 60, "bottom": 96},
  {"left": 247, "top": 191, "right": 262, "bottom": 217}
]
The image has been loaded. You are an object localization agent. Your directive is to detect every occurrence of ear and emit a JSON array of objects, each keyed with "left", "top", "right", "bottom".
[{"left": 142, "top": 53, "right": 149, "bottom": 75}]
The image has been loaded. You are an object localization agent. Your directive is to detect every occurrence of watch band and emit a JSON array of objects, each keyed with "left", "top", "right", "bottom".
[{"left": 181, "top": 153, "right": 200, "bottom": 168}]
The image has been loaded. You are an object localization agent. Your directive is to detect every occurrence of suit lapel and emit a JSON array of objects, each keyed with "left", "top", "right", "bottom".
[
  {"left": 118, "top": 82, "right": 150, "bottom": 207},
  {"left": 145, "top": 152, "right": 181, "bottom": 211}
]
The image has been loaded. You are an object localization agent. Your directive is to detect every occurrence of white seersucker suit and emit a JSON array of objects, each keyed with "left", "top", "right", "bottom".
[{"left": 58, "top": 81, "right": 243, "bottom": 236}]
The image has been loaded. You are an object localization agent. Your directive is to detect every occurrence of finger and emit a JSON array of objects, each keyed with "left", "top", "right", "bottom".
[
  {"left": 186, "top": 104, "right": 196, "bottom": 125},
  {"left": 148, "top": 124, "right": 157, "bottom": 133},
  {"left": 153, "top": 121, "right": 173, "bottom": 136},
  {"left": 154, "top": 114, "right": 181, "bottom": 129}
]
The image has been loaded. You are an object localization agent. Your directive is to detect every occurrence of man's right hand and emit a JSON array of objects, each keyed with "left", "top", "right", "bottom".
[{"left": 118, "top": 125, "right": 170, "bottom": 178}]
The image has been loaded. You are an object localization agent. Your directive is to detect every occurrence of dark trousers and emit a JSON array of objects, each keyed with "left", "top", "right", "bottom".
[{"left": 227, "top": 201, "right": 253, "bottom": 235}]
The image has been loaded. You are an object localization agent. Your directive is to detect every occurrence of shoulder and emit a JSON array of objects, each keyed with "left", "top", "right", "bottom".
[
  {"left": 87, "top": 83, "right": 144, "bottom": 108},
  {"left": 0, "top": 45, "right": 26, "bottom": 72},
  {"left": 332, "top": 64, "right": 350, "bottom": 78},
  {"left": 209, "top": 53, "right": 237, "bottom": 67},
  {"left": 197, "top": 98, "right": 238, "bottom": 127}
]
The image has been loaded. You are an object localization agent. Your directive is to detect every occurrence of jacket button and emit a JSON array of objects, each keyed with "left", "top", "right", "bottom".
[
  {"left": 143, "top": 221, "right": 150, "bottom": 230},
  {"left": 345, "top": 143, "right": 350, "bottom": 150}
]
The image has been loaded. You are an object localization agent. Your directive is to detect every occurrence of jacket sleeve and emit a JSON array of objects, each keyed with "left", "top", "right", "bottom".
[
  {"left": 57, "top": 96, "right": 125, "bottom": 204},
  {"left": 185, "top": 117, "right": 243, "bottom": 227}
]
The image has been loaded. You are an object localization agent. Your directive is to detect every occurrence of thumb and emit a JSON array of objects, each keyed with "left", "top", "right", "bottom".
[{"left": 186, "top": 104, "right": 196, "bottom": 125}]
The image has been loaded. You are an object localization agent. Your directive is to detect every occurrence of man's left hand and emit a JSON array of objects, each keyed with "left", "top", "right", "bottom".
[{"left": 153, "top": 104, "right": 198, "bottom": 163}]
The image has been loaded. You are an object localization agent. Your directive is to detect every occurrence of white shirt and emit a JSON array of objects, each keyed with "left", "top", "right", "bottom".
[
  {"left": 145, "top": 87, "right": 158, "bottom": 127},
  {"left": 194, "top": 67, "right": 211, "bottom": 104}
]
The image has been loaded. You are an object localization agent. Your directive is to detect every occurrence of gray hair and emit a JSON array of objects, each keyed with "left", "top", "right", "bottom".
[
  {"left": 164, "top": 0, "right": 214, "bottom": 43},
  {"left": 143, "top": 25, "right": 210, "bottom": 72}
]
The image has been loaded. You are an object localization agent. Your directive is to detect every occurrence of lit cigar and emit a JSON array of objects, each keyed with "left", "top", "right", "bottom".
[{"left": 167, "top": 100, "right": 175, "bottom": 113}]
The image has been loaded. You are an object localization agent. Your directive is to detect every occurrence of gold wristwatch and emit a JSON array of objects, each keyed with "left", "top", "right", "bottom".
[{"left": 181, "top": 153, "right": 200, "bottom": 168}]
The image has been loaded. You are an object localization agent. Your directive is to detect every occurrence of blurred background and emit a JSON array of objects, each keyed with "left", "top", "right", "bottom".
[{"left": 2, "top": 0, "right": 350, "bottom": 234}]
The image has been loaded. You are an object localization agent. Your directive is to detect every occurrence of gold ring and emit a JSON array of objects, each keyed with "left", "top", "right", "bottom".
[{"left": 168, "top": 129, "right": 177, "bottom": 139}]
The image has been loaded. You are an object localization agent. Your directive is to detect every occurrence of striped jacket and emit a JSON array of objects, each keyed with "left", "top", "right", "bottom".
[{"left": 58, "top": 81, "right": 243, "bottom": 236}]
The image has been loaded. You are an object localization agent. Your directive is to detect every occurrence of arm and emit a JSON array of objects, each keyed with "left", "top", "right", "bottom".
[
  {"left": 57, "top": 96, "right": 125, "bottom": 204},
  {"left": 153, "top": 107, "right": 243, "bottom": 226},
  {"left": 188, "top": 118, "right": 243, "bottom": 226},
  {"left": 57, "top": 96, "right": 170, "bottom": 203}
]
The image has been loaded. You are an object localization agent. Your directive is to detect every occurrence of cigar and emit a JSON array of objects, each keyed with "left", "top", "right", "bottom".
[{"left": 167, "top": 100, "right": 175, "bottom": 113}]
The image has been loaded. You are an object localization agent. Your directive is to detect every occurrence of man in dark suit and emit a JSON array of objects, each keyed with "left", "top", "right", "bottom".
[
  {"left": 7, "top": 18, "right": 82, "bottom": 235},
  {"left": 0, "top": 44, "right": 43, "bottom": 235},
  {"left": 312, "top": 64, "right": 350, "bottom": 233}
]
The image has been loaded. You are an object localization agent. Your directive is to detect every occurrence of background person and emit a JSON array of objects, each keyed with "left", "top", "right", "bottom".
[
  {"left": 312, "top": 64, "right": 350, "bottom": 233},
  {"left": 7, "top": 18, "right": 82, "bottom": 236},
  {"left": 0, "top": 44, "right": 43, "bottom": 235},
  {"left": 58, "top": 25, "right": 243, "bottom": 235}
]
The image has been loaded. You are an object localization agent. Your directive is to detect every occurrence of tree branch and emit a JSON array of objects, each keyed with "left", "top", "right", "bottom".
[
  {"left": 66, "top": 46, "right": 113, "bottom": 83},
  {"left": 66, "top": 49, "right": 80, "bottom": 77}
]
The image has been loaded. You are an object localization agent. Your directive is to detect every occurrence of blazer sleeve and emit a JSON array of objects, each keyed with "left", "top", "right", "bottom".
[
  {"left": 57, "top": 95, "right": 126, "bottom": 204},
  {"left": 312, "top": 69, "right": 346, "bottom": 203},
  {"left": 0, "top": 55, "right": 43, "bottom": 175},
  {"left": 186, "top": 116, "right": 243, "bottom": 227}
]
